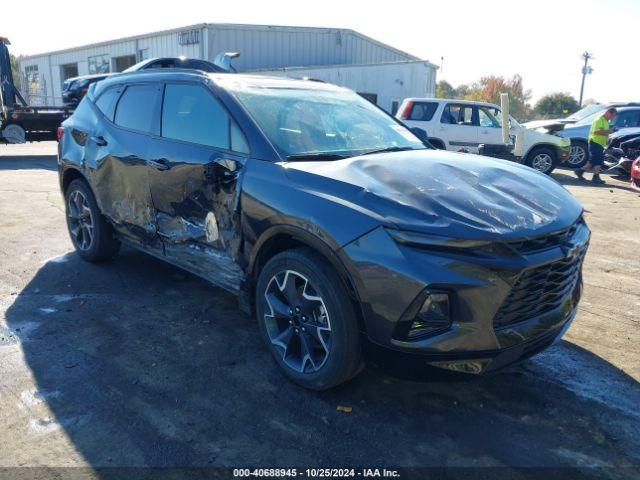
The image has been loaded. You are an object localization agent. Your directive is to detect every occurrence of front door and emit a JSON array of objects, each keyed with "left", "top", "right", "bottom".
[
  {"left": 148, "top": 81, "right": 251, "bottom": 293},
  {"left": 477, "top": 105, "right": 506, "bottom": 146},
  {"left": 438, "top": 103, "right": 479, "bottom": 152},
  {"left": 87, "top": 82, "right": 161, "bottom": 248}
]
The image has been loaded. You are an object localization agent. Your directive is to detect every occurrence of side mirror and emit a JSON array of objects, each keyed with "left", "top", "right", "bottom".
[{"left": 409, "top": 127, "right": 432, "bottom": 148}]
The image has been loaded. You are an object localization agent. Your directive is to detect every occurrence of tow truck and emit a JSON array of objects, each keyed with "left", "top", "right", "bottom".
[{"left": 1, "top": 36, "right": 73, "bottom": 143}]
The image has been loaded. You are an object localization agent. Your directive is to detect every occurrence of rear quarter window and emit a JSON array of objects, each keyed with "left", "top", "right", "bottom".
[
  {"left": 409, "top": 102, "right": 438, "bottom": 121},
  {"left": 94, "top": 88, "right": 120, "bottom": 121},
  {"left": 114, "top": 84, "right": 158, "bottom": 133}
]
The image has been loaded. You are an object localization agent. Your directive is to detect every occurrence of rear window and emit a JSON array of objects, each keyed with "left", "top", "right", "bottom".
[
  {"left": 114, "top": 84, "right": 158, "bottom": 133},
  {"left": 408, "top": 102, "right": 438, "bottom": 121}
]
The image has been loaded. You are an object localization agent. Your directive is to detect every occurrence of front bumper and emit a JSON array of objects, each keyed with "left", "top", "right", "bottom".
[{"left": 339, "top": 221, "right": 589, "bottom": 374}]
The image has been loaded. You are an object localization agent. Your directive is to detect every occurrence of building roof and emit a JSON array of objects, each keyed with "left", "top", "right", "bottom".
[{"left": 21, "top": 23, "right": 421, "bottom": 62}]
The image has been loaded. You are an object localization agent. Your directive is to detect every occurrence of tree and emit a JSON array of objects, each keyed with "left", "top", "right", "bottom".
[
  {"left": 436, "top": 80, "right": 456, "bottom": 99},
  {"left": 534, "top": 93, "right": 580, "bottom": 119},
  {"left": 9, "top": 54, "right": 21, "bottom": 83},
  {"left": 435, "top": 75, "right": 533, "bottom": 120},
  {"left": 463, "top": 75, "right": 532, "bottom": 120}
]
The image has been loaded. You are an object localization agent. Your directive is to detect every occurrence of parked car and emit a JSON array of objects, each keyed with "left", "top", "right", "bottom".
[
  {"left": 57, "top": 71, "right": 589, "bottom": 390},
  {"left": 62, "top": 74, "right": 110, "bottom": 105},
  {"left": 62, "top": 57, "right": 227, "bottom": 106},
  {"left": 122, "top": 56, "right": 226, "bottom": 74},
  {"left": 523, "top": 103, "right": 605, "bottom": 132},
  {"left": 396, "top": 98, "right": 571, "bottom": 174},
  {"left": 556, "top": 106, "right": 640, "bottom": 168}
]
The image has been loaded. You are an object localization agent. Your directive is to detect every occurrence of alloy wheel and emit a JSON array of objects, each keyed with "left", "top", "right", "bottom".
[
  {"left": 532, "top": 153, "right": 553, "bottom": 173},
  {"left": 567, "top": 145, "right": 586, "bottom": 166},
  {"left": 263, "top": 270, "right": 332, "bottom": 374},
  {"left": 67, "top": 190, "right": 94, "bottom": 251}
]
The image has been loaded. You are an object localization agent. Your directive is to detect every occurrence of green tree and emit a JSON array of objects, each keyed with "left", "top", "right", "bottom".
[
  {"left": 435, "top": 80, "right": 456, "bottom": 99},
  {"left": 534, "top": 92, "right": 580, "bottom": 119},
  {"left": 463, "top": 75, "right": 532, "bottom": 120},
  {"left": 10, "top": 53, "right": 21, "bottom": 84}
]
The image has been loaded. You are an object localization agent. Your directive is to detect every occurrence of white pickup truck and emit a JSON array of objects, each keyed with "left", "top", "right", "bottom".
[{"left": 396, "top": 98, "right": 571, "bottom": 174}]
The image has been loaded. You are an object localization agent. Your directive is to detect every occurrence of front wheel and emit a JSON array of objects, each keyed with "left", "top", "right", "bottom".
[
  {"left": 65, "top": 179, "right": 120, "bottom": 262},
  {"left": 526, "top": 146, "right": 557, "bottom": 175},
  {"left": 566, "top": 140, "right": 588, "bottom": 168},
  {"left": 255, "top": 248, "right": 363, "bottom": 390}
]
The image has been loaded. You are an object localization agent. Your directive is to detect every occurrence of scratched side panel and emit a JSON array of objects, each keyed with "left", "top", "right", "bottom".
[{"left": 85, "top": 120, "right": 158, "bottom": 247}]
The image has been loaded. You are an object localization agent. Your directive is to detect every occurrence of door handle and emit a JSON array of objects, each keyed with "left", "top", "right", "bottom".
[
  {"left": 148, "top": 158, "right": 171, "bottom": 171},
  {"left": 90, "top": 135, "right": 107, "bottom": 146}
]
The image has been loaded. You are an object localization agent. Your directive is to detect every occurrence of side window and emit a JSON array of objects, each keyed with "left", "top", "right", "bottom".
[
  {"left": 441, "top": 104, "right": 474, "bottom": 125},
  {"left": 409, "top": 102, "right": 438, "bottom": 121},
  {"left": 114, "top": 84, "right": 158, "bottom": 133},
  {"left": 161, "top": 83, "right": 249, "bottom": 153},
  {"left": 613, "top": 110, "right": 640, "bottom": 128},
  {"left": 478, "top": 106, "right": 502, "bottom": 128},
  {"left": 94, "top": 88, "right": 120, "bottom": 121}
]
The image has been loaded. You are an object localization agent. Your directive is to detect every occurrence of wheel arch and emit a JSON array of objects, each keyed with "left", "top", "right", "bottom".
[
  {"left": 243, "top": 225, "right": 366, "bottom": 332},
  {"left": 526, "top": 143, "right": 558, "bottom": 158},
  {"left": 61, "top": 166, "right": 89, "bottom": 193}
]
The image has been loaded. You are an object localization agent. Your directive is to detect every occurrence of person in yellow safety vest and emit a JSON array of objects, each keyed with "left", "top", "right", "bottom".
[{"left": 575, "top": 107, "right": 618, "bottom": 184}]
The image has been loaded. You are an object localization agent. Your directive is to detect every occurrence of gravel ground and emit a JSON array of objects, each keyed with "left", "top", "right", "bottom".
[{"left": 0, "top": 142, "right": 638, "bottom": 479}]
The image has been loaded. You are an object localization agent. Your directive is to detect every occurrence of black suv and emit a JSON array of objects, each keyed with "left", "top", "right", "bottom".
[
  {"left": 62, "top": 74, "right": 110, "bottom": 105},
  {"left": 57, "top": 71, "right": 589, "bottom": 390}
]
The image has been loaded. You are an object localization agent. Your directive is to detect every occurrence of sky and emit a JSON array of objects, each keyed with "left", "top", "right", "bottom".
[{"left": 4, "top": 0, "right": 639, "bottom": 105}]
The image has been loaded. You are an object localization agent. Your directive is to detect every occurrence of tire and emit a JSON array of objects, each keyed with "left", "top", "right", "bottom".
[
  {"left": 2, "top": 124, "right": 26, "bottom": 144},
  {"left": 525, "top": 146, "right": 557, "bottom": 175},
  {"left": 65, "top": 178, "right": 120, "bottom": 262},
  {"left": 255, "top": 247, "right": 363, "bottom": 390},
  {"left": 566, "top": 140, "right": 588, "bottom": 168}
]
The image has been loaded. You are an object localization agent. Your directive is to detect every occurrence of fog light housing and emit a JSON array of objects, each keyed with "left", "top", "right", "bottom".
[{"left": 407, "top": 292, "right": 452, "bottom": 339}]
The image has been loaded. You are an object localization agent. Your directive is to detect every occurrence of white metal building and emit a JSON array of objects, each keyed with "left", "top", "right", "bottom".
[{"left": 19, "top": 23, "right": 437, "bottom": 113}]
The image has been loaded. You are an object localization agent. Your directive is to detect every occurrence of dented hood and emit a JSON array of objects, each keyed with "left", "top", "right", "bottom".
[{"left": 284, "top": 150, "right": 583, "bottom": 240}]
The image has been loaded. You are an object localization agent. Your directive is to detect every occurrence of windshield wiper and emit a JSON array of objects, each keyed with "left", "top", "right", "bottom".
[
  {"left": 286, "top": 153, "right": 350, "bottom": 161},
  {"left": 358, "top": 146, "right": 423, "bottom": 156}
]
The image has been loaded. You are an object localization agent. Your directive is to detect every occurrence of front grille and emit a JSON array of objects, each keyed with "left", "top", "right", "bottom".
[
  {"left": 507, "top": 221, "right": 580, "bottom": 254},
  {"left": 493, "top": 250, "right": 585, "bottom": 327}
]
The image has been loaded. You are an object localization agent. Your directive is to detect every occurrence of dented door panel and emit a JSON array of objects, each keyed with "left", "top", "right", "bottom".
[
  {"left": 148, "top": 137, "right": 245, "bottom": 293},
  {"left": 84, "top": 120, "right": 158, "bottom": 247}
]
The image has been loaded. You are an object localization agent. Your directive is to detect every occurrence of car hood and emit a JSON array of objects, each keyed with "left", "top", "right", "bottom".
[
  {"left": 558, "top": 124, "right": 590, "bottom": 138},
  {"left": 283, "top": 150, "right": 583, "bottom": 241}
]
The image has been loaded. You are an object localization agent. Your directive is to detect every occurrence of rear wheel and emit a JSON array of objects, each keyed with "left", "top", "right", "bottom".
[
  {"left": 65, "top": 179, "right": 120, "bottom": 262},
  {"left": 567, "top": 140, "right": 588, "bottom": 168},
  {"left": 526, "top": 146, "right": 557, "bottom": 175},
  {"left": 255, "top": 248, "right": 363, "bottom": 390}
]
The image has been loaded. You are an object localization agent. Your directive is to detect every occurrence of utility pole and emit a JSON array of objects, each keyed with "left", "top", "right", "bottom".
[{"left": 579, "top": 51, "right": 593, "bottom": 107}]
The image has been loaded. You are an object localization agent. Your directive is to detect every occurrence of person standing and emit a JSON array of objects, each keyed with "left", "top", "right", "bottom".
[{"left": 575, "top": 107, "right": 617, "bottom": 184}]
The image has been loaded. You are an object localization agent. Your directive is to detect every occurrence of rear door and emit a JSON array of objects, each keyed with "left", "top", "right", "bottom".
[
  {"left": 86, "top": 82, "right": 161, "bottom": 248},
  {"left": 438, "top": 103, "right": 479, "bottom": 152},
  {"left": 148, "top": 81, "right": 251, "bottom": 292}
]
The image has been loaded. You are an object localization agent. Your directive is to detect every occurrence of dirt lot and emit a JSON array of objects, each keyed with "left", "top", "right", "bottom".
[{"left": 0, "top": 142, "right": 639, "bottom": 478}]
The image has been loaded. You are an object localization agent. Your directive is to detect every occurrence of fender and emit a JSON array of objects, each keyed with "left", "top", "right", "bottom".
[{"left": 240, "top": 224, "right": 365, "bottom": 322}]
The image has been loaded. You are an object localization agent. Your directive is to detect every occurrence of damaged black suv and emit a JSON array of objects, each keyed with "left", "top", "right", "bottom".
[{"left": 58, "top": 71, "right": 589, "bottom": 390}]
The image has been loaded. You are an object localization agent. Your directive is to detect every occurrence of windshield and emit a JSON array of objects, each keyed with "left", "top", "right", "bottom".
[
  {"left": 574, "top": 109, "right": 605, "bottom": 126},
  {"left": 232, "top": 85, "right": 424, "bottom": 159},
  {"left": 567, "top": 104, "right": 603, "bottom": 121}
]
